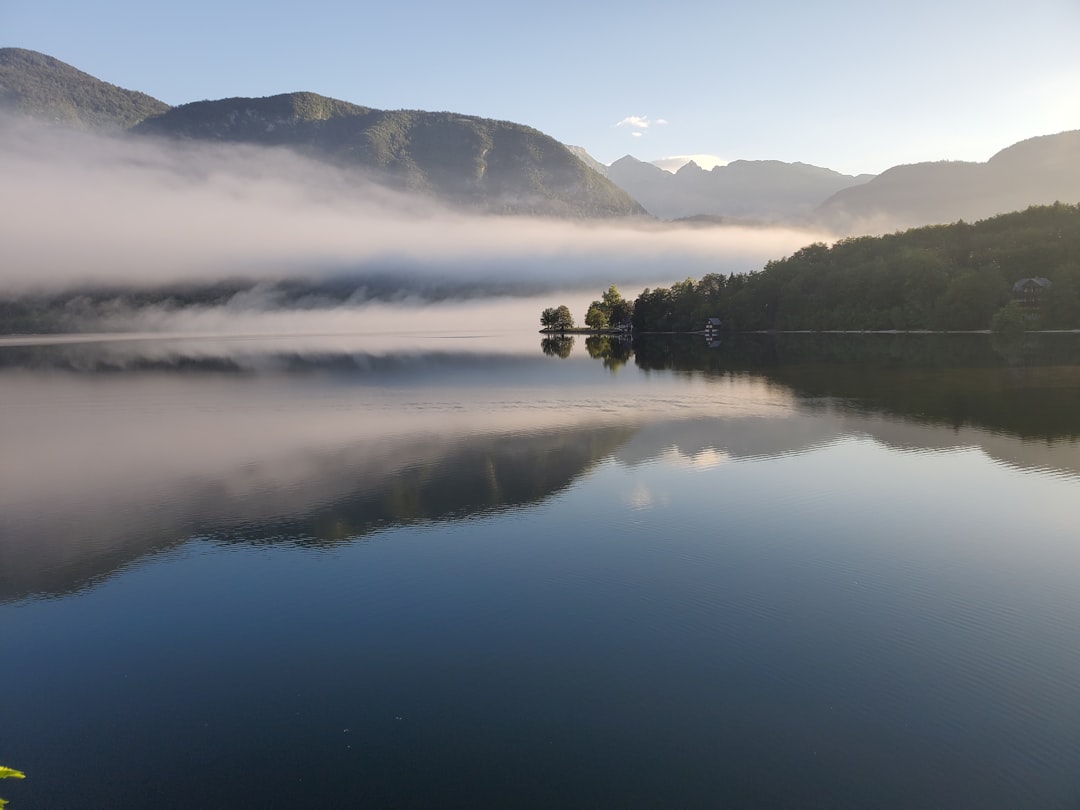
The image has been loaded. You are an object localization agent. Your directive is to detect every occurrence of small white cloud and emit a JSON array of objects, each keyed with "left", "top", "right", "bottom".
[
  {"left": 616, "top": 115, "right": 651, "bottom": 130},
  {"left": 655, "top": 118, "right": 669, "bottom": 126},
  {"left": 631, "top": 131, "right": 643, "bottom": 138}
]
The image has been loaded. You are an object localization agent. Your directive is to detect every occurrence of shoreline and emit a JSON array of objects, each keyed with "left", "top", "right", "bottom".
[{"left": 541, "top": 328, "right": 1080, "bottom": 336}]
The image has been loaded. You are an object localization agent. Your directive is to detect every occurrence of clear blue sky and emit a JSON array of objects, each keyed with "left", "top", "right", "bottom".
[{"left": 5, "top": 0, "right": 1079, "bottom": 175}]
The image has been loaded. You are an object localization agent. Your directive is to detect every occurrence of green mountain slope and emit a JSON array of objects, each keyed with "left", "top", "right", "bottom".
[
  {"left": 1, "top": 49, "right": 644, "bottom": 218},
  {"left": 133, "top": 92, "right": 647, "bottom": 217},
  {"left": 0, "top": 47, "right": 168, "bottom": 129}
]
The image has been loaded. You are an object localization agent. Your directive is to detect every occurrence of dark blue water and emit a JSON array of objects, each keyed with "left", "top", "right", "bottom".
[{"left": 2, "top": 332, "right": 1080, "bottom": 808}]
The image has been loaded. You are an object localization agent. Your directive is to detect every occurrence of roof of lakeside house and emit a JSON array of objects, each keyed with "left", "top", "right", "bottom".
[{"left": 1012, "top": 277, "right": 1052, "bottom": 293}]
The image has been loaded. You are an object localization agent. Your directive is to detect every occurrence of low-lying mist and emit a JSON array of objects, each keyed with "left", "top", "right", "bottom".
[{"left": 0, "top": 116, "right": 833, "bottom": 333}]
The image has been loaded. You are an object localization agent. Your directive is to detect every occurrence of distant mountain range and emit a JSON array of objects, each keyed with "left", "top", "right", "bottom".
[
  {"left": 0, "top": 48, "right": 643, "bottom": 218},
  {"left": 573, "top": 137, "right": 1080, "bottom": 232},
  {"left": 3, "top": 46, "right": 1079, "bottom": 229},
  {"left": 600, "top": 154, "right": 874, "bottom": 222}
]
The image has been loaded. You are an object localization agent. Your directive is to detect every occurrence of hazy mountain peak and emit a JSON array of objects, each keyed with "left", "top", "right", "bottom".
[
  {"left": 816, "top": 130, "right": 1080, "bottom": 234},
  {"left": 606, "top": 153, "right": 871, "bottom": 221},
  {"left": 650, "top": 154, "right": 728, "bottom": 172},
  {"left": 566, "top": 145, "right": 608, "bottom": 176},
  {"left": 987, "top": 129, "right": 1080, "bottom": 169}
]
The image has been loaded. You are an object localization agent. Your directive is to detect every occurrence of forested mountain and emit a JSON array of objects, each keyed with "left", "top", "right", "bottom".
[
  {"left": 7, "top": 46, "right": 1079, "bottom": 224},
  {"left": 605, "top": 154, "right": 872, "bottom": 220},
  {"left": 134, "top": 94, "right": 645, "bottom": 217},
  {"left": 631, "top": 203, "right": 1080, "bottom": 332},
  {"left": 817, "top": 131, "right": 1080, "bottom": 233},
  {"left": 0, "top": 48, "right": 644, "bottom": 218},
  {"left": 0, "top": 47, "right": 168, "bottom": 129}
]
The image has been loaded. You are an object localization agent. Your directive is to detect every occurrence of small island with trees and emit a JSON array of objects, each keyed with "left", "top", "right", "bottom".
[{"left": 540, "top": 285, "right": 634, "bottom": 334}]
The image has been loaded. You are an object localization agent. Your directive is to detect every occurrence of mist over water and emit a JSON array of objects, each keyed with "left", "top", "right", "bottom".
[{"left": 0, "top": 116, "right": 830, "bottom": 333}]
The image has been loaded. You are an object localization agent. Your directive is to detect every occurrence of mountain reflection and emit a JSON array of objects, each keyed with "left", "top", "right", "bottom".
[
  {"left": 2, "top": 332, "right": 1079, "bottom": 603},
  {"left": 0, "top": 423, "right": 632, "bottom": 603}
]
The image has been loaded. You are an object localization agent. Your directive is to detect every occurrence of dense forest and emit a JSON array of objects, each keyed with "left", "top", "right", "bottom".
[
  {"left": 632, "top": 203, "right": 1080, "bottom": 332},
  {"left": 0, "top": 47, "right": 168, "bottom": 129}
]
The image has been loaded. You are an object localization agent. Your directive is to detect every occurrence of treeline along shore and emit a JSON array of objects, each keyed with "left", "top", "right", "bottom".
[{"left": 543, "top": 204, "right": 1080, "bottom": 335}]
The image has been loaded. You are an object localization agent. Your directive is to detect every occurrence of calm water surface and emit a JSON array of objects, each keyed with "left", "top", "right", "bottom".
[{"left": 2, "top": 331, "right": 1080, "bottom": 808}]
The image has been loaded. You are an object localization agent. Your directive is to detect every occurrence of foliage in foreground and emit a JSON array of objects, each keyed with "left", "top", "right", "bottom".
[
  {"left": 0, "top": 766, "right": 25, "bottom": 809},
  {"left": 631, "top": 204, "right": 1080, "bottom": 332}
]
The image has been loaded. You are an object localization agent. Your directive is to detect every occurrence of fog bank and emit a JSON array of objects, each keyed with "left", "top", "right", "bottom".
[{"left": 0, "top": 117, "right": 829, "bottom": 300}]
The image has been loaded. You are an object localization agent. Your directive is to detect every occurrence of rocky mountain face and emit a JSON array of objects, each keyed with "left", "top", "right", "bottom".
[{"left": 815, "top": 130, "right": 1080, "bottom": 233}]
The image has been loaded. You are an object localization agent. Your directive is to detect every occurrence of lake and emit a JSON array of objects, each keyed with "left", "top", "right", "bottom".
[{"left": 2, "top": 330, "right": 1080, "bottom": 808}]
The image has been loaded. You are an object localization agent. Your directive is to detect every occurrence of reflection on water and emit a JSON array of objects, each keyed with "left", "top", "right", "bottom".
[
  {"left": 632, "top": 331, "right": 1080, "bottom": 440},
  {"left": 3, "top": 332, "right": 1080, "bottom": 600},
  {"left": 2, "top": 331, "right": 1080, "bottom": 808},
  {"left": 0, "top": 334, "right": 796, "bottom": 602}
]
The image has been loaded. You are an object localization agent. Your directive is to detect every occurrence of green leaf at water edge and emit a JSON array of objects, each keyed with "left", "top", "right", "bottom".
[{"left": 0, "top": 765, "right": 25, "bottom": 809}]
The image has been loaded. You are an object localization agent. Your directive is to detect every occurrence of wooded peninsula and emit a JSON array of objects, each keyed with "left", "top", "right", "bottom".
[{"left": 543, "top": 204, "right": 1080, "bottom": 334}]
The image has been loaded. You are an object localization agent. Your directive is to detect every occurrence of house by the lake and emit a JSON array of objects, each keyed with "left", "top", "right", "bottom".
[{"left": 1012, "top": 277, "right": 1052, "bottom": 307}]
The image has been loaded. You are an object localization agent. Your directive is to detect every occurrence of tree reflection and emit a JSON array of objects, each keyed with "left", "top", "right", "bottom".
[
  {"left": 584, "top": 335, "right": 632, "bottom": 372},
  {"left": 541, "top": 335, "right": 574, "bottom": 358}
]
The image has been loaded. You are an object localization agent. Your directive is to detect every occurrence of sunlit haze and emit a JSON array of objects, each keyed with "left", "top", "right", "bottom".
[{"left": 4, "top": 0, "right": 1078, "bottom": 175}]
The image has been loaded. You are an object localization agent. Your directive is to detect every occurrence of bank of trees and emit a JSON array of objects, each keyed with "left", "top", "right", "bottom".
[
  {"left": 585, "top": 285, "right": 633, "bottom": 330},
  {"left": 631, "top": 203, "right": 1080, "bottom": 333}
]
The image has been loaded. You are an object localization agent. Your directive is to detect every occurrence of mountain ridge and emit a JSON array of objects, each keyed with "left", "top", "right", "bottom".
[
  {"left": 0, "top": 46, "right": 169, "bottom": 129},
  {"left": 816, "top": 130, "right": 1080, "bottom": 232},
  {"left": 0, "top": 48, "right": 645, "bottom": 218},
  {"left": 5, "top": 47, "right": 1079, "bottom": 228},
  {"left": 134, "top": 93, "right": 646, "bottom": 217},
  {"left": 603, "top": 152, "right": 872, "bottom": 221}
]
